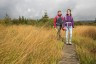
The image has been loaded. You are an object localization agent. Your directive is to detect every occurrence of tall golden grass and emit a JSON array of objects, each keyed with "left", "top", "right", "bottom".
[
  {"left": 73, "top": 26, "right": 96, "bottom": 64},
  {"left": 0, "top": 25, "right": 64, "bottom": 64},
  {"left": 0, "top": 24, "right": 96, "bottom": 64}
]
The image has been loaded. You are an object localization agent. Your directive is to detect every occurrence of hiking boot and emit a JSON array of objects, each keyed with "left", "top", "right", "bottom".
[{"left": 69, "top": 42, "right": 72, "bottom": 45}]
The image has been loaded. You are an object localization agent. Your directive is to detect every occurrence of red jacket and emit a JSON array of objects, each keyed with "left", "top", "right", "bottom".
[{"left": 54, "top": 15, "right": 64, "bottom": 28}]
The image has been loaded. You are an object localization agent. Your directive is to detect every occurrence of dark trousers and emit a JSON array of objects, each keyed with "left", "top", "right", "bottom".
[{"left": 56, "top": 26, "right": 62, "bottom": 39}]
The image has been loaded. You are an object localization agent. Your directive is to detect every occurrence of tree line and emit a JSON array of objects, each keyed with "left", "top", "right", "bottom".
[{"left": 0, "top": 12, "right": 96, "bottom": 26}]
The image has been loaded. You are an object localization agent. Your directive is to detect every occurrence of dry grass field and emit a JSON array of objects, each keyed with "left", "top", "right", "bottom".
[
  {"left": 73, "top": 26, "right": 96, "bottom": 64},
  {"left": 0, "top": 24, "right": 96, "bottom": 64},
  {"left": 0, "top": 24, "right": 64, "bottom": 64}
]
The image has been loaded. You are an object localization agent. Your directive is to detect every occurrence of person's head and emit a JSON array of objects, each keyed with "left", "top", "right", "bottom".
[
  {"left": 67, "top": 9, "right": 72, "bottom": 16},
  {"left": 58, "top": 10, "right": 62, "bottom": 16}
]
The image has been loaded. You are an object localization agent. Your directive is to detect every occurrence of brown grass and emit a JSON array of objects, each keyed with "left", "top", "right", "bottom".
[
  {"left": 0, "top": 25, "right": 64, "bottom": 64},
  {"left": 0, "top": 24, "right": 96, "bottom": 64},
  {"left": 73, "top": 26, "right": 96, "bottom": 64}
]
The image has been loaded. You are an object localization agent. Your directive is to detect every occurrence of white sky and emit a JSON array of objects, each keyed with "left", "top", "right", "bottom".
[{"left": 0, "top": 0, "right": 96, "bottom": 20}]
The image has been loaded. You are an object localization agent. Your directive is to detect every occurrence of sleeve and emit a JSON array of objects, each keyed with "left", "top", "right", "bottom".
[
  {"left": 72, "top": 17, "right": 74, "bottom": 28},
  {"left": 54, "top": 16, "right": 57, "bottom": 28},
  {"left": 62, "top": 17, "right": 65, "bottom": 28}
]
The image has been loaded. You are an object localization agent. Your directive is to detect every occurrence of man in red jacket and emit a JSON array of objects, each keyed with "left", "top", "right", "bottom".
[{"left": 54, "top": 10, "right": 64, "bottom": 40}]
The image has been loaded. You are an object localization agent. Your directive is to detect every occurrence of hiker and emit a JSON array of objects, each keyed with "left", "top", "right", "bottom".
[
  {"left": 62, "top": 9, "right": 74, "bottom": 45},
  {"left": 54, "top": 10, "right": 64, "bottom": 40}
]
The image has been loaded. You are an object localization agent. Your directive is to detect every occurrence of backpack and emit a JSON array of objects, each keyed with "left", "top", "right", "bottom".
[{"left": 56, "top": 16, "right": 64, "bottom": 26}]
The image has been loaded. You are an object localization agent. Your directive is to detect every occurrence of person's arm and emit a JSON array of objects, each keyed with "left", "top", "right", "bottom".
[
  {"left": 72, "top": 17, "right": 74, "bottom": 28},
  {"left": 62, "top": 17, "right": 65, "bottom": 28},
  {"left": 54, "top": 16, "right": 57, "bottom": 28}
]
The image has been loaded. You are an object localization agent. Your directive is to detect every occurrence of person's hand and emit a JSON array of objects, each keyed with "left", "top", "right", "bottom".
[
  {"left": 62, "top": 27, "right": 66, "bottom": 31},
  {"left": 73, "top": 27, "right": 75, "bottom": 29},
  {"left": 55, "top": 28, "right": 58, "bottom": 31}
]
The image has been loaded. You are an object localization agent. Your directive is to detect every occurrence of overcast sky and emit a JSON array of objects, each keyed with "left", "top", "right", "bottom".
[{"left": 0, "top": 0, "right": 96, "bottom": 20}]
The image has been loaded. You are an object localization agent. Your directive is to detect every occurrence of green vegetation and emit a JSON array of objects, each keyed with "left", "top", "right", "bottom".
[
  {"left": 0, "top": 13, "right": 96, "bottom": 27},
  {"left": 75, "top": 21, "right": 96, "bottom": 26}
]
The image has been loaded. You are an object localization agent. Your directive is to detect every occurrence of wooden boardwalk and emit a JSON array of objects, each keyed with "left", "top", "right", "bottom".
[{"left": 58, "top": 44, "right": 80, "bottom": 64}]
